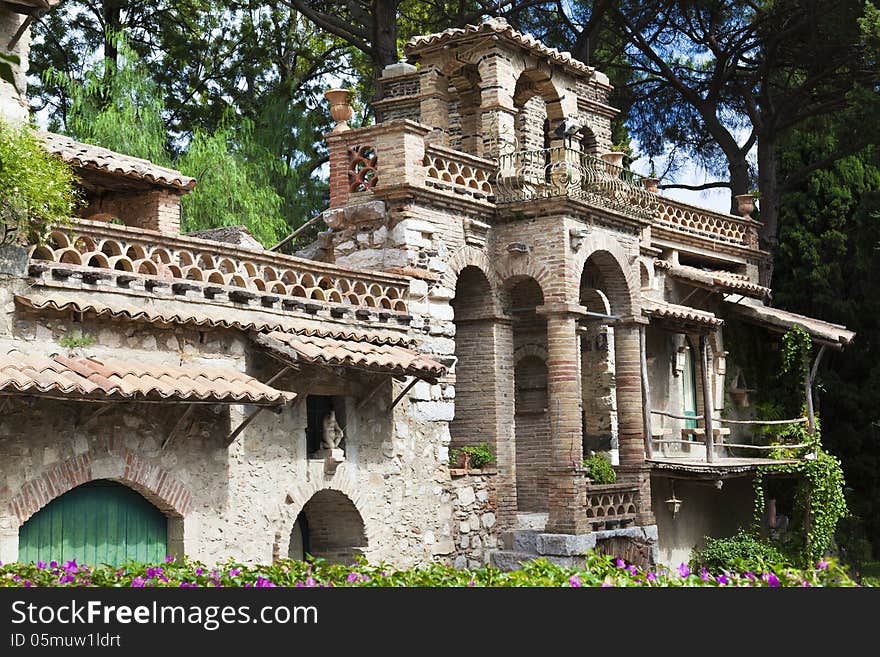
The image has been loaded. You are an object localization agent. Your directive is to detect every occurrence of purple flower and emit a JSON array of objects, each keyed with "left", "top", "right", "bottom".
[
  {"left": 195, "top": 567, "right": 204, "bottom": 576},
  {"left": 678, "top": 563, "right": 690, "bottom": 578},
  {"left": 800, "top": 580, "right": 812, "bottom": 587},
  {"left": 58, "top": 574, "right": 75, "bottom": 584},
  {"left": 601, "top": 581, "right": 612, "bottom": 588},
  {"left": 131, "top": 577, "right": 146, "bottom": 588},
  {"left": 744, "top": 572, "right": 756, "bottom": 581},
  {"left": 468, "top": 580, "right": 476, "bottom": 587},
  {"left": 23, "top": 581, "right": 32, "bottom": 587},
  {"left": 716, "top": 574, "right": 729, "bottom": 586},
  {"left": 569, "top": 575, "right": 582, "bottom": 588},
  {"left": 700, "top": 568, "right": 710, "bottom": 582},
  {"left": 146, "top": 566, "right": 163, "bottom": 579},
  {"left": 13, "top": 575, "right": 20, "bottom": 582},
  {"left": 646, "top": 572, "right": 657, "bottom": 583},
  {"left": 63, "top": 559, "right": 78, "bottom": 574},
  {"left": 229, "top": 568, "right": 240, "bottom": 577},
  {"left": 615, "top": 558, "right": 626, "bottom": 568},
  {"left": 817, "top": 559, "right": 830, "bottom": 570},
  {"left": 627, "top": 565, "right": 638, "bottom": 576},
  {"left": 764, "top": 573, "right": 780, "bottom": 588},
  {"left": 305, "top": 576, "right": 317, "bottom": 587},
  {"left": 254, "top": 576, "right": 276, "bottom": 588},
  {"left": 165, "top": 556, "right": 173, "bottom": 563},
  {"left": 347, "top": 572, "right": 360, "bottom": 583},
  {"left": 50, "top": 561, "right": 57, "bottom": 569},
  {"left": 36, "top": 561, "right": 46, "bottom": 570}
]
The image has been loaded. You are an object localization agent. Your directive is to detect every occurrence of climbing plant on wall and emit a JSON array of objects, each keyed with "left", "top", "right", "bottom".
[{"left": 751, "top": 326, "right": 848, "bottom": 567}]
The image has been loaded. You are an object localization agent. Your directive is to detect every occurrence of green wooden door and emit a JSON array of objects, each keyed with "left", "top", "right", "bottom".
[
  {"left": 682, "top": 338, "right": 698, "bottom": 436},
  {"left": 18, "top": 480, "right": 167, "bottom": 566}
]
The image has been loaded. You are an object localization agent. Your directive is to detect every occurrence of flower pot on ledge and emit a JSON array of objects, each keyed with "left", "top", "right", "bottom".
[
  {"left": 324, "top": 88, "right": 353, "bottom": 133},
  {"left": 643, "top": 177, "right": 660, "bottom": 194}
]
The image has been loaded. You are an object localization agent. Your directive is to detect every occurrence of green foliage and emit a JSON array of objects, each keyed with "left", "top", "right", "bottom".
[
  {"left": 753, "top": 444, "right": 848, "bottom": 567},
  {"left": 780, "top": 325, "right": 812, "bottom": 380},
  {"left": 58, "top": 334, "right": 96, "bottom": 351},
  {"left": 450, "top": 443, "right": 494, "bottom": 469},
  {"left": 43, "top": 34, "right": 170, "bottom": 164},
  {"left": 177, "top": 126, "right": 288, "bottom": 246},
  {"left": 690, "top": 529, "right": 789, "bottom": 574},
  {"left": 0, "top": 121, "right": 78, "bottom": 244},
  {"left": 0, "top": 553, "right": 864, "bottom": 587},
  {"left": 583, "top": 452, "right": 617, "bottom": 484}
]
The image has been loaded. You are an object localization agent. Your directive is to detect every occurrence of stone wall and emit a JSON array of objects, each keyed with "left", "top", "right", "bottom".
[
  {"left": 0, "top": 289, "right": 455, "bottom": 568},
  {"left": 0, "top": 8, "right": 30, "bottom": 124},
  {"left": 448, "top": 470, "right": 500, "bottom": 569}
]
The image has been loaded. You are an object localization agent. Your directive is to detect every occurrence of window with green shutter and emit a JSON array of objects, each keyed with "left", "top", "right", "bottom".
[{"left": 18, "top": 480, "right": 168, "bottom": 567}]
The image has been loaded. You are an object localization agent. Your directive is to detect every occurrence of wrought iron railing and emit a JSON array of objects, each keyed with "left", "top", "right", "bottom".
[{"left": 493, "top": 147, "right": 659, "bottom": 220}]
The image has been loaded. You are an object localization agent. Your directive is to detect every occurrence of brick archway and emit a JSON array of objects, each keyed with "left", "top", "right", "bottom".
[
  {"left": 572, "top": 237, "right": 640, "bottom": 317},
  {"left": 7, "top": 445, "right": 193, "bottom": 527},
  {"left": 444, "top": 245, "right": 504, "bottom": 315},
  {"left": 272, "top": 475, "right": 373, "bottom": 562}
]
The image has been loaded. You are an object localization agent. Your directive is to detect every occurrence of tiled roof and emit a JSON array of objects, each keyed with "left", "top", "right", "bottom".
[
  {"left": 654, "top": 260, "right": 770, "bottom": 299},
  {"left": 723, "top": 296, "right": 855, "bottom": 348},
  {"left": 15, "top": 292, "right": 413, "bottom": 347},
  {"left": 37, "top": 132, "right": 197, "bottom": 191},
  {"left": 6, "top": 1, "right": 61, "bottom": 12},
  {"left": 405, "top": 18, "right": 595, "bottom": 76},
  {"left": 642, "top": 299, "right": 724, "bottom": 328},
  {"left": 0, "top": 351, "right": 295, "bottom": 404},
  {"left": 254, "top": 331, "right": 447, "bottom": 380}
]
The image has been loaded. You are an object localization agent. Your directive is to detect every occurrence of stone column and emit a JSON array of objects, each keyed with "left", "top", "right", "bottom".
[
  {"left": 539, "top": 304, "right": 590, "bottom": 535},
  {"left": 491, "top": 315, "right": 517, "bottom": 528},
  {"left": 614, "top": 317, "right": 655, "bottom": 524}
]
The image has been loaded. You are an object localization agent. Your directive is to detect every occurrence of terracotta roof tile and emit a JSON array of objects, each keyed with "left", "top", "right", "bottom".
[
  {"left": 723, "top": 296, "right": 855, "bottom": 348},
  {"left": 15, "top": 292, "right": 413, "bottom": 347},
  {"left": 255, "top": 331, "right": 446, "bottom": 379},
  {"left": 406, "top": 18, "right": 595, "bottom": 77},
  {"left": 642, "top": 299, "right": 724, "bottom": 328},
  {"left": 655, "top": 260, "right": 770, "bottom": 299},
  {"left": 0, "top": 351, "right": 295, "bottom": 405},
  {"left": 37, "top": 132, "right": 197, "bottom": 192}
]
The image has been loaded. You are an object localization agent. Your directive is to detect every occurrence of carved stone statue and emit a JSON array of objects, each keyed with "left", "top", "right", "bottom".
[{"left": 321, "top": 410, "right": 344, "bottom": 450}]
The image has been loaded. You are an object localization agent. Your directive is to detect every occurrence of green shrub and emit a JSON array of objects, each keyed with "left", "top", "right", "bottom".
[
  {"left": 690, "top": 529, "right": 789, "bottom": 574},
  {"left": 450, "top": 443, "right": 494, "bottom": 469},
  {"left": 0, "top": 121, "right": 78, "bottom": 244},
  {"left": 583, "top": 453, "right": 616, "bottom": 484}
]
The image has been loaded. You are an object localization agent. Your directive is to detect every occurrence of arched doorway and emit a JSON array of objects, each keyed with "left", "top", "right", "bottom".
[
  {"left": 450, "top": 265, "right": 495, "bottom": 450},
  {"left": 289, "top": 490, "right": 366, "bottom": 564},
  {"left": 18, "top": 480, "right": 168, "bottom": 566},
  {"left": 508, "top": 277, "right": 549, "bottom": 513}
]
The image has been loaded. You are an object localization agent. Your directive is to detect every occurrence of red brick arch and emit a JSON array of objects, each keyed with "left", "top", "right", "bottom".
[
  {"left": 444, "top": 245, "right": 504, "bottom": 313},
  {"left": 7, "top": 444, "right": 193, "bottom": 526},
  {"left": 574, "top": 241, "right": 639, "bottom": 317}
]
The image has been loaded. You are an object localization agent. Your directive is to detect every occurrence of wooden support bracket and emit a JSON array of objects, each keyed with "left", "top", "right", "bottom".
[{"left": 162, "top": 404, "right": 197, "bottom": 451}]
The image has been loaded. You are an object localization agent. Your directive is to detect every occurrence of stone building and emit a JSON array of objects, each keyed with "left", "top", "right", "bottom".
[{"left": 0, "top": 10, "right": 854, "bottom": 569}]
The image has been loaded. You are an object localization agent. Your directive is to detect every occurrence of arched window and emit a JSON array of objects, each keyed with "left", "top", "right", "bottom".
[{"left": 18, "top": 480, "right": 168, "bottom": 566}]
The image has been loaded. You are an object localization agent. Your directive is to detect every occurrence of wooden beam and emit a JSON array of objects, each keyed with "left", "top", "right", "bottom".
[
  {"left": 390, "top": 377, "right": 419, "bottom": 409},
  {"left": 269, "top": 213, "right": 322, "bottom": 252},
  {"left": 805, "top": 344, "right": 826, "bottom": 437},
  {"left": 225, "top": 406, "right": 267, "bottom": 447},
  {"left": 700, "top": 334, "right": 715, "bottom": 463},
  {"left": 639, "top": 324, "right": 653, "bottom": 459},
  {"left": 162, "top": 405, "right": 197, "bottom": 451},
  {"left": 357, "top": 376, "right": 387, "bottom": 410},
  {"left": 77, "top": 403, "right": 113, "bottom": 428}
]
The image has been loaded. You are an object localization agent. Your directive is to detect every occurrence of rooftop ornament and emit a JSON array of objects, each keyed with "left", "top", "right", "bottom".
[{"left": 324, "top": 88, "right": 354, "bottom": 133}]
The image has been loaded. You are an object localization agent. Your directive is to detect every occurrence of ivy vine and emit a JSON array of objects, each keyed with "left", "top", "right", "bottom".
[{"left": 751, "top": 326, "right": 848, "bottom": 567}]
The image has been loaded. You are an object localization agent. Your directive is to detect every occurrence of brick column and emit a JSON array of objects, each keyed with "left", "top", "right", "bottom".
[
  {"left": 539, "top": 305, "right": 590, "bottom": 535},
  {"left": 325, "top": 133, "right": 351, "bottom": 209},
  {"left": 614, "top": 317, "right": 655, "bottom": 525}
]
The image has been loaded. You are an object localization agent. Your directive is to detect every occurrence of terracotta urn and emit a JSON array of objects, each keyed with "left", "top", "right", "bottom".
[
  {"left": 324, "top": 88, "right": 353, "bottom": 133},
  {"left": 735, "top": 193, "right": 756, "bottom": 218},
  {"left": 643, "top": 177, "right": 660, "bottom": 194},
  {"left": 600, "top": 151, "right": 626, "bottom": 175}
]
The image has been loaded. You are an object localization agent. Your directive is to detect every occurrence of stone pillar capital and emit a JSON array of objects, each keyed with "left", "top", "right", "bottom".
[{"left": 615, "top": 314, "right": 650, "bottom": 326}]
